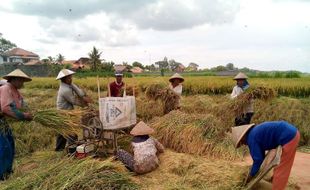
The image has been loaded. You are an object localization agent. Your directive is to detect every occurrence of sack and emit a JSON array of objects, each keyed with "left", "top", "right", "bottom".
[{"left": 99, "top": 96, "right": 136, "bottom": 130}]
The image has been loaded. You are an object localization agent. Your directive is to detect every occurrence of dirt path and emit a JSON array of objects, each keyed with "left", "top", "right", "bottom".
[
  {"left": 291, "top": 152, "right": 310, "bottom": 190},
  {"left": 241, "top": 152, "right": 310, "bottom": 189}
]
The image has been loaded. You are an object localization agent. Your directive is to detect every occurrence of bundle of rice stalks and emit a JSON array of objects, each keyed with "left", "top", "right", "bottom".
[
  {"left": 230, "top": 86, "right": 277, "bottom": 116},
  {"left": 33, "top": 109, "right": 85, "bottom": 137},
  {"left": 150, "top": 110, "right": 245, "bottom": 160},
  {"left": 135, "top": 150, "right": 248, "bottom": 190},
  {"left": 145, "top": 84, "right": 180, "bottom": 114},
  {"left": 123, "top": 85, "right": 140, "bottom": 97},
  {"left": 1, "top": 151, "right": 138, "bottom": 190}
]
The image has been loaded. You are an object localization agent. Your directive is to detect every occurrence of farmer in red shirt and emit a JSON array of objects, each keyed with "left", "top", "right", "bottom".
[{"left": 109, "top": 71, "right": 125, "bottom": 97}]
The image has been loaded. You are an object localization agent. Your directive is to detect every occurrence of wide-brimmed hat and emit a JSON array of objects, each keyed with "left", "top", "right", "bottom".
[
  {"left": 169, "top": 73, "right": 184, "bottom": 83},
  {"left": 231, "top": 123, "right": 255, "bottom": 148},
  {"left": 233, "top": 72, "right": 248, "bottom": 80},
  {"left": 3, "top": 69, "right": 32, "bottom": 82},
  {"left": 56, "top": 69, "right": 75, "bottom": 80},
  {"left": 115, "top": 71, "right": 123, "bottom": 77},
  {"left": 130, "top": 121, "right": 155, "bottom": 136}
]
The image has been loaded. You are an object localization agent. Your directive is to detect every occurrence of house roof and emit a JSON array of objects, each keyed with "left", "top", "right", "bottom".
[
  {"left": 62, "top": 60, "right": 77, "bottom": 65},
  {"left": 131, "top": 67, "right": 143, "bottom": 73},
  {"left": 4, "top": 48, "right": 39, "bottom": 57},
  {"left": 114, "top": 64, "right": 127, "bottom": 72},
  {"left": 24, "top": 60, "right": 41, "bottom": 65}
]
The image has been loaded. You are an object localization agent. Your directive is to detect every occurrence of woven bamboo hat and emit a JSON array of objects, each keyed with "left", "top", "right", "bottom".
[
  {"left": 130, "top": 121, "right": 155, "bottom": 136},
  {"left": 3, "top": 69, "right": 32, "bottom": 82},
  {"left": 233, "top": 72, "right": 248, "bottom": 80},
  {"left": 56, "top": 69, "right": 75, "bottom": 80},
  {"left": 231, "top": 123, "right": 255, "bottom": 148},
  {"left": 169, "top": 73, "right": 184, "bottom": 83}
]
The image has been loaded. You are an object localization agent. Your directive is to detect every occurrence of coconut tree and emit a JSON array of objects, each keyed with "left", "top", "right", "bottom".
[
  {"left": 56, "top": 54, "right": 65, "bottom": 64},
  {"left": 88, "top": 46, "right": 102, "bottom": 72}
]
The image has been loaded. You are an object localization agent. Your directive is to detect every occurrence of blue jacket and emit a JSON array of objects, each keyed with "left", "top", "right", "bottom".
[{"left": 246, "top": 121, "right": 297, "bottom": 176}]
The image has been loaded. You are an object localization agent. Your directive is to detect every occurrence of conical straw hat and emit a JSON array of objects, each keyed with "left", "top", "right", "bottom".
[
  {"left": 130, "top": 121, "right": 155, "bottom": 136},
  {"left": 231, "top": 123, "right": 255, "bottom": 148},
  {"left": 169, "top": 73, "right": 184, "bottom": 83},
  {"left": 233, "top": 72, "right": 248, "bottom": 80},
  {"left": 56, "top": 69, "right": 75, "bottom": 80},
  {"left": 3, "top": 69, "right": 32, "bottom": 82}
]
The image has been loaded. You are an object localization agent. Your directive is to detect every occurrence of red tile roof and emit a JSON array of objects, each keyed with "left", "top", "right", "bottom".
[{"left": 4, "top": 48, "right": 39, "bottom": 57}]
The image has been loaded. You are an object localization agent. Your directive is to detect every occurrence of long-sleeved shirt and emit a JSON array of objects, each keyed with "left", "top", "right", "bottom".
[
  {"left": 56, "top": 82, "right": 85, "bottom": 110},
  {"left": 0, "top": 83, "right": 26, "bottom": 120},
  {"left": 246, "top": 121, "right": 297, "bottom": 176},
  {"left": 230, "top": 85, "right": 254, "bottom": 113}
]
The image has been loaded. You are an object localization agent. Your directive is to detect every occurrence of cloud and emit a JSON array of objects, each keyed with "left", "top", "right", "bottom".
[{"left": 7, "top": 0, "right": 240, "bottom": 31}]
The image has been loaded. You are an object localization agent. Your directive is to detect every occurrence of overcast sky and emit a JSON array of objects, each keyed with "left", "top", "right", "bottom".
[{"left": 0, "top": 0, "right": 309, "bottom": 71}]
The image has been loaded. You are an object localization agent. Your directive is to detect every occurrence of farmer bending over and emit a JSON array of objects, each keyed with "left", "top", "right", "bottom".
[
  {"left": 55, "top": 69, "right": 92, "bottom": 151},
  {"left": 115, "top": 121, "right": 164, "bottom": 174},
  {"left": 0, "top": 69, "right": 33, "bottom": 180},
  {"left": 232, "top": 121, "right": 300, "bottom": 190}
]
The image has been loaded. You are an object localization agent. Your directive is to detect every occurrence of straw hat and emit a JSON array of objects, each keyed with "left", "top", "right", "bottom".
[
  {"left": 3, "top": 69, "right": 32, "bottom": 82},
  {"left": 56, "top": 69, "right": 75, "bottom": 80},
  {"left": 231, "top": 123, "right": 255, "bottom": 148},
  {"left": 169, "top": 73, "right": 184, "bottom": 83},
  {"left": 233, "top": 72, "right": 248, "bottom": 80},
  {"left": 130, "top": 121, "right": 155, "bottom": 136}
]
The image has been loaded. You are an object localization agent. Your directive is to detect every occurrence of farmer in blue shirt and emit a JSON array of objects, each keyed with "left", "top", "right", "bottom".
[{"left": 232, "top": 121, "right": 300, "bottom": 190}]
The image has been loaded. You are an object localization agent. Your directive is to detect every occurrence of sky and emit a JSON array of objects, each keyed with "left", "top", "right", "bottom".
[{"left": 0, "top": 0, "right": 309, "bottom": 71}]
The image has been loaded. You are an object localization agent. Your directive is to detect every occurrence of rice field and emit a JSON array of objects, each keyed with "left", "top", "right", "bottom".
[{"left": 0, "top": 76, "right": 309, "bottom": 189}]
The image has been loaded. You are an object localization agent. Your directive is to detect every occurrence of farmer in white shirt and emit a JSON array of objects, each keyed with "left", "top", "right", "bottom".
[
  {"left": 55, "top": 69, "right": 92, "bottom": 151},
  {"left": 169, "top": 73, "right": 184, "bottom": 109},
  {"left": 230, "top": 72, "right": 254, "bottom": 125}
]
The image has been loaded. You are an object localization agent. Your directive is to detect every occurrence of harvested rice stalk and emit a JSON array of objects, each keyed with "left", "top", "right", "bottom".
[
  {"left": 33, "top": 109, "right": 85, "bottom": 137},
  {"left": 230, "top": 86, "right": 276, "bottom": 116},
  {"left": 145, "top": 84, "right": 180, "bottom": 114}
]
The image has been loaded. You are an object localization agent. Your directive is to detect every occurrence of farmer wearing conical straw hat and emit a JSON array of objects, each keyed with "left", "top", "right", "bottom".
[
  {"left": 169, "top": 73, "right": 184, "bottom": 109},
  {"left": 0, "top": 69, "right": 33, "bottom": 180},
  {"left": 169, "top": 73, "right": 184, "bottom": 96},
  {"left": 115, "top": 121, "right": 164, "bottom": 174},
  {"left": 108, "top": 70, "right": 125, "bottom": 97},
  {"left": 231, "top": 72, "right": 254, "bottom": 125},
  {"left": 232, "top": 121, "right": 300, "bottom": 189},
  {"left": 55, "top": 69, "right": 92, "bottom": 151}
]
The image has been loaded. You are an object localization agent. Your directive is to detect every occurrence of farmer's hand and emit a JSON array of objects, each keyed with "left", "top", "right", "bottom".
[
  {"left": 83, "top": 96, "right": 93, "bottom": 104},
  {"left": 245, "top": 175, "right": 253, "bottom": 184},
  {"left": 24, "top": 112, "right": 33, "bottom": 121}
]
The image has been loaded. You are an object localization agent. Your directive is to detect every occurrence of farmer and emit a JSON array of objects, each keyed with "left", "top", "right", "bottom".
[
  {"left": 55, "top": 69, "right": 92, "bottom": 151},
  {"left": 169, "top": 73, "right": 184, "bottom": 96},
  {"left": 115, "top": 121, "right": 164, "bottom": 174},
  {"left": 232, "top": 121, "right": 300, "bottom": 190},
  {"left": 0, "top": 69, "right": 33, "bottom": 180},
  {"left": 230, "top": 72, "right": 254, "bottom": 125},
  {"left": 0, "top": 79, "right": 7, "bottom": 86},
  {"left": 108, "top": 71, "right": 125, "bottom": 97}
]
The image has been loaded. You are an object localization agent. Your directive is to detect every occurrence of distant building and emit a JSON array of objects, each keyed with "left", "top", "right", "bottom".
[
  {"left": 130, "top": 67, "right": 144, "bottom": 74},
  {"left": 114, "top": 64, "right": 127, "bottom": 72},
  {"left": 0, "top": 47, "right": 39, "bottom": 65},
  {"left": 175, "top": 64, "right": 186, "bottom": 73},
  {"left": 61, "top": 57, "right": 90, "bottom": 70}
]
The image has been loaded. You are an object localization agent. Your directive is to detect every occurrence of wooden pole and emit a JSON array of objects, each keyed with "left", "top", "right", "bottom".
[
  {"left": 107, "top": 77, "right": 111, "bottom": 97},
  {"left": 97, "top": 75, "right": 101, "bottom": 99}
]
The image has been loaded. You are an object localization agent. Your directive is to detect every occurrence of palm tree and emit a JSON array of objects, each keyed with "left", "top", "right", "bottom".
[
  {"left": 88, "top": 46, "right": 102, "bottom": 71},
  {"left": 56, "top": 54, "right": 65, "bottom": 64}
]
